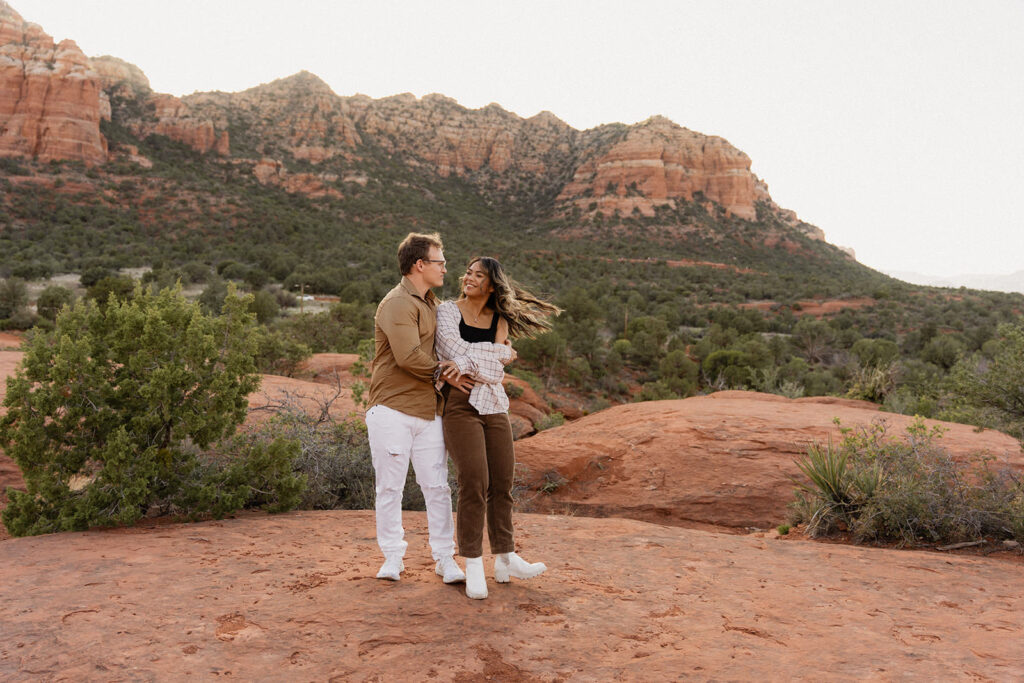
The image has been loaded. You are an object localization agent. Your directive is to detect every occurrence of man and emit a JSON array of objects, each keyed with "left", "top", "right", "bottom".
[{"left": 364, "top": 232, "right": 466, "bottom": 584}]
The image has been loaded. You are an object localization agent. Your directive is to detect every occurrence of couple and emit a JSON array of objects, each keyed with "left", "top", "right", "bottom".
[{"left": 364, "top": 232, "right": 559, "bottom": 599}]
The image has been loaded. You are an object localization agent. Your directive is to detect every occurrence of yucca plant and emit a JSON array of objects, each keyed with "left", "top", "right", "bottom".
[{"left": 792, "top": 436, "right": 857, "bottom": 536}]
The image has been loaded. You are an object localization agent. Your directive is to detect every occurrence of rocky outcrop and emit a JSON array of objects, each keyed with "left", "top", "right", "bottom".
[
  {"left": 2, "top": 510, "right": 1023, "bottom": 679},
  {"left": 0, "top": 2, "right": 106, "bottom": 164},
  {"left": 91, "top": 55, "right": 150, "bottom": 95},
  {"left": 184, "top": 72, "right": 359, "bottom": 161},
  {"left": 515, "top": 391, "right": 1024, "bottom": 530},
  {"left": 349, "top": 93, "right": 576, "bottom": 180},
  {"left": 126, "top": 93, "right": 229, "bottom": 156},
  {"left": 558, "top": 116, "right": 768, "bottom": 220},
  {"left": 250, "top": 157, "right": 341, "bottom": 198}
]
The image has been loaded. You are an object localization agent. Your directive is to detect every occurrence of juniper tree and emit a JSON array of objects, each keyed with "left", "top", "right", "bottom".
[{"left": 0, "top": 284, "right": 303, "bottom": 536}]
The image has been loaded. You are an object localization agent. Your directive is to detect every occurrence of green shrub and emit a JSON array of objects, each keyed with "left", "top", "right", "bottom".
[
  {"left": 0, "top": 277, "right": 28, "bottom": 319},
  {"left": 249, "top": 289, "right": 281, "bottom": 324},
  {"left": 845, "top": 362, "right": 896, "bottom": 403},
  {"left": 35, "top": 285, "right": 75, "bottom": 321},
  {"left": 0, "top": 284, "right": 302, "bottom": 536},
  {"left": 535, "top": 412, "right": 565, "bottom": 432},
  {"left": 945, "top": 323, "right": 1024, "bottom": 441},
  {"left": 3, "top": 307, "right": 38, "bottom": 331},
  {"left": 244, "top": 391, "right": 455, "bottom": 511},
  {"left": 87, "top": 276, "right": 136, "bottom": 306},
  {"left": 253, "top": 328, "right": 312, "bottom": 376},
  {"left": 790, "top": 418, "right": 1024, "bottom": 545}
]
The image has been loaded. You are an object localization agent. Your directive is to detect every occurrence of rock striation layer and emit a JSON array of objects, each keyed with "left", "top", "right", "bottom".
[{"left": 0, "top": 1, "right": 106, "bottom": 164}]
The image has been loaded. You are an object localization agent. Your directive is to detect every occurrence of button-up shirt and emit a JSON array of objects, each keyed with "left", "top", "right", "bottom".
[{"left": 367, "top": 277, "right": 442, "bottom": 420}]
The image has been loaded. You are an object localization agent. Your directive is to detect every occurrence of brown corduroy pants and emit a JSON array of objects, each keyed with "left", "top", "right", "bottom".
[{"left": 442, "top": 388, "right": 516, "bottom": 558}]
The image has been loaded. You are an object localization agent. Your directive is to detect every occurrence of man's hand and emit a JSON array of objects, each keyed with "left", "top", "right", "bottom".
[
  {"left": 440, "top": 359, "right": 475, "bottom": 394},
  {"left": 440, "top": 359, "right": 461, "bottom": 380},
  {"left": 444, "top": 373, "right": 476, "bottom": 394}
]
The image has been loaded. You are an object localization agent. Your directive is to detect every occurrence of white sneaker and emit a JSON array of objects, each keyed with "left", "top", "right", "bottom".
[
  {"left": 464, "top": 557, "right": 488, "bottom": 599},
  {"left": 494, "top": 552, "right": 547, "bottom": 583},
  {"left": 376, "top": 555, "right": 404, "bottom": 581},
  {"left": 435, "top": 555, "right": 466, "bottom": 584}
]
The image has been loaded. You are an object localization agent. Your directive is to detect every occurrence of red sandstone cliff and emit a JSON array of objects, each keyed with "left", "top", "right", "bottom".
[
  {"left": 0, "top": 1, "right": 106, "bottom": 164},
  {"left": 558, "top": 116, "right": 770, "bottom": 221},
  {"left": 0, "top": 1, "right": 830, "bottom": 244}
]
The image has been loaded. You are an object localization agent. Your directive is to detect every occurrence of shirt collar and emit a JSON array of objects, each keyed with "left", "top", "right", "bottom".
[{"left": 400, "top": 276, "right": 437, "bottom": 304}]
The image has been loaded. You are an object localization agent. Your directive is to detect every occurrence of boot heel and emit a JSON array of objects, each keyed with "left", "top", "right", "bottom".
[{"left": 494, "top": 564, "right": 511, "bottom": 583}]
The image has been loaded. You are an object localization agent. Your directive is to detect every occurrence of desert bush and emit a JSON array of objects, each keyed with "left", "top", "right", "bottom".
[
  {"left": 658, "top": 349, "right": 699, "bottom": 397},
  {"left": 253, "top": 328, "right": 312, "bottom": 376},
  {"left": 637, "top": 380, "right": 678, "bottom": 401},
  {"left": 78, "top": 265, "right": 113, "bottom": 288},
  {"left": 944, "top": 324, "right": 1024, "bottom": 441},
  {"left": 87, "top": 275, "right": 136, "bottom": 306},
  {"left": 790, "top": 418, "right": 1024, "bottom": 545},
  {"left": 2, "top": 307, "right": 38, "bottom": 331},
  {"left": 246, "top": 378, "right": 455, "bottom": 510},
  {"left": 846, "top": 362, "right": 897, "bottom": 403},
  {"left": 851, "top": 338, "right": 899, "bottom": 368},
  {"left": 35, "top": 285, "right": 75, "bottom": 321},
  {"left": 249, "top": 289, "right": 280, "bottom": 324},
  {"left": 0, "top": 277, "right": 28, "bottom": 319},
  {"left": 0, "top": 284, "right": 302, "bottom": 536},
  {"left": 534, "top": 412, "right": 565, "bottom": 432}
]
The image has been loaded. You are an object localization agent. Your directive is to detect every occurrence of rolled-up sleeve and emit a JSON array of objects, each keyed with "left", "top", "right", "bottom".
[{"left": 378, "top": 298, "right": 437, "bottom": 382}]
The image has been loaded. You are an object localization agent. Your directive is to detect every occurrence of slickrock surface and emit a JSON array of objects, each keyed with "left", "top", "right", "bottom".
[
  {"left": 1, "top": 511, "right": 1022, "bottom": 680},
  {"left": 515, "top": 391, "right": 1024, "bottom": 530},
  {"left": 0, "top": 2, "right": 107, "bottom": 163}
]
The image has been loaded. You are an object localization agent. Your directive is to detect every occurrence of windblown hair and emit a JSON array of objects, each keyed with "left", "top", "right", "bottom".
[
  {"left": 397, "top": 232, "right": 444, "bottom": 275},
  {"left": 459, "top": 257, "right": 561, "bottom": 339}
]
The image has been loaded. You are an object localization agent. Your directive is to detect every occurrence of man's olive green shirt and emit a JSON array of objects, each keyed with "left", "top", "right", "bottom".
[{"left": 367, "top": 277, "right": 442, "bottom": 420}]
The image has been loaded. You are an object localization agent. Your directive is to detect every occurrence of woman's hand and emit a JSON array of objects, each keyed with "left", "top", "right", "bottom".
[{"left": 503, "top": 339, "right": 518, "bottom": 363}]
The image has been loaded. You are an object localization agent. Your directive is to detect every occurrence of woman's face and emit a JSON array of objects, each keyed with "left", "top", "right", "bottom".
[{"left": 462, "top": 260, "right": 494, "bottom": 299}]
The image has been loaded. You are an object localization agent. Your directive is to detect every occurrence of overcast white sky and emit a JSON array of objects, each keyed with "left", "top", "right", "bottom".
[{"left": 12, "top": 0, "right": 1024, "bottom": 281}]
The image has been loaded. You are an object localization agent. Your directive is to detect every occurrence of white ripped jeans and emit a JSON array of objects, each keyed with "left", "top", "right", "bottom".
[{"left": 365, "top": 404, "right": 456, "bottom": 560}]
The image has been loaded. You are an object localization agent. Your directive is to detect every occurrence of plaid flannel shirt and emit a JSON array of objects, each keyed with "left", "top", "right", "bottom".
[{"left": 435, "top": 300, "right": 513, "bottom": 415}]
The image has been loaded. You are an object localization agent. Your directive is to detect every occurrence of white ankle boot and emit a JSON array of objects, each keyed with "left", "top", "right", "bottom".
[
  {"left": 464, "top": 556, "right": 488, "bottom": 599},
  {"left": 376, "top": 554, "right": 404, "bottom": 581},
  {"left": 494, "top": 552, "right": 547, "bottom": 583}
]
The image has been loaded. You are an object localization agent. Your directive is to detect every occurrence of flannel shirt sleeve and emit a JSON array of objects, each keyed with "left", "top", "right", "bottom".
[{"left": 435, "top": 302, "right": 511, "bottom": 385}]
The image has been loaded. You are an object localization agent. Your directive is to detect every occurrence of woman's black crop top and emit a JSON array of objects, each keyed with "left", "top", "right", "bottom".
[{"left": 459, "top": 309, "right": 500, "bottom": 343}]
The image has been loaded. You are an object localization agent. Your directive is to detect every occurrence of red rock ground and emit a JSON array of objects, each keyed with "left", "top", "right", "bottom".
[
  {"left": 2, "top": 354, "right": 1023, "bottom": 679},
  {"left": 516, "top": 391, "right": 1024, "bottom": 530},
  {"left": 1, "top": 511, "right": 1022, "bottom": 680}
]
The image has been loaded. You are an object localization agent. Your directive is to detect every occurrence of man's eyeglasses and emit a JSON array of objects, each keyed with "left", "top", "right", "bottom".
[{"left": 421, "top": 259, "right": 446, "bottom": 266}]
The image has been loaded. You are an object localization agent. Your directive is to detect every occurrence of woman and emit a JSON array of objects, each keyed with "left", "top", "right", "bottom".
[{"left": 436, "top": 257, "right": 561, "bottom": 599}]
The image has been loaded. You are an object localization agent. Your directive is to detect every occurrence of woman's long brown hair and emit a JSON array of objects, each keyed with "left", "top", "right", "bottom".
[{"left": 459, "top": 257, "right": 561, "bottom": 339}]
